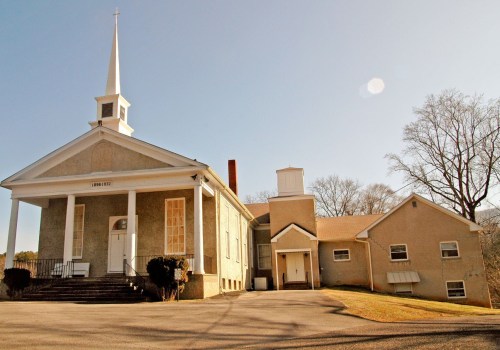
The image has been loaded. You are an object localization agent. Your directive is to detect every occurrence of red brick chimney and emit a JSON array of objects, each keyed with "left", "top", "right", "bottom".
[{"left": 228, "top": 159, "right": 238, "bottom": 196}]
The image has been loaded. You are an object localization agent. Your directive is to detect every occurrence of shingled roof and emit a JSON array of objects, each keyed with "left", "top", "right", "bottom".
[{"left": 316, "top": 214, "right": 383, "bottom": 241}]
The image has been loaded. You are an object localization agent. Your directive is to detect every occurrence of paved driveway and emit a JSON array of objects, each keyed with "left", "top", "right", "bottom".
[{"left": 0, "top": 290, "right": 498, "bottom": 349}]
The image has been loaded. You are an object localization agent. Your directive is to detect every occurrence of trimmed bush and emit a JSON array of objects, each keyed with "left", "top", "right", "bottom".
[
  {"left": 146, "top": 256, "right": 189, "bottom": 301},
  {"left": 3, "top": 268, "right": 31, "bottom": 298}
]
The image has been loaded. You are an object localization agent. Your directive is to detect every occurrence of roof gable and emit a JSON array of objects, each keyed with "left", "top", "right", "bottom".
[
  {"left": 271, "top": 223, "right": 318, "bottom": 243},
  {"left": 2, "top": 127, "right": 206, "bottom": 185},
  {"left": 356, "top": 194, "right": 482, "bottom": 238}
]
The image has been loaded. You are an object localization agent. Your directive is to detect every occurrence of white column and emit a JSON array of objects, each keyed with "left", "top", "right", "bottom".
[
  {"left": 194, "top": 183, "right": 205, "bottom": 274},
  {"left": 63, "top": 194, "right": 75, "bottom": 264},
  {"left": 5, "top": 198, "right": 20, "bottom": 269},
  {"left": 126, "top": 190, "right": 136, "bottom": 276}
]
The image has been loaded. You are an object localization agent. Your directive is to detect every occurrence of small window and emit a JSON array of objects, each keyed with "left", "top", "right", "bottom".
[
  {"left": 440, "top": 241, "right": 459, "bottom": 258},
  {"left": 258, "top": 244, "right": 272, "bottom": 270},
  {"left": 333, "top": 249, "right": 350, "bottom": 261},
  {"left": 112, "top": 219, "right": 127, "bottom": 230},
  {"left": 447, "top": 281, "right": 466, "bottom": 298},
  {"left": 222, "top": 278, "right": 226, "bottom": 289},
  {"left": 390, "top": 244, "right": 408, "bottom": 261},
  {"left": 102, "top": 103, "right": 113, "bottom": 118},
  {"left": 120, "top": 106, "right": 125, "bottom": 120},
  {"left": 394, "top": 283, "right": 413, "bottom": 294}
]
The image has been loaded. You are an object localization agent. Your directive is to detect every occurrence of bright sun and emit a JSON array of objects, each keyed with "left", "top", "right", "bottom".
[{"left": 367, "top": 77, "right": 385, "bottom": 95}]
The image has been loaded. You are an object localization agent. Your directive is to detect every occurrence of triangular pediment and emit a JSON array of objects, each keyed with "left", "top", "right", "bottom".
[
  {"left": 2, "top": 127, "right": 206, "bottom": 184},
  {"left": 271, "top": 223, "right": 318, "bottom": 243}
]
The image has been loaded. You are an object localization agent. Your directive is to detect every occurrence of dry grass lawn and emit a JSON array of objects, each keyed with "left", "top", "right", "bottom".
[{"left": 322, "top": 288, "right": 500, "bottom": 322}]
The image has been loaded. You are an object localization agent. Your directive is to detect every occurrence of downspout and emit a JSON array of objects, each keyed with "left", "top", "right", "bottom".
[{"left": 355, "top": 238, "right": 374, "bottom": 291}]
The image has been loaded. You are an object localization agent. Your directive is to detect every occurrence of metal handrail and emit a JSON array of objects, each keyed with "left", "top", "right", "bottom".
[
  {"left": 13, "top": 258, "right": 69, "bottom": 279},
  {"left": 123, "top": 260, "right": 146, "bottom": 294}
]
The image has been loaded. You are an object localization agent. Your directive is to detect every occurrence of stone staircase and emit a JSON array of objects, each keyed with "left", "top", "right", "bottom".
[
  {"left": 283, "top": 282, "right": 311, "bottom": 290},
  {"left": 22, "top": 276, "right": 146, "bottom": 303}
]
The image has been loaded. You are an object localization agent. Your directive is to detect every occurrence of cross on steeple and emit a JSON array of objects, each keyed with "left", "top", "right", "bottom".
[{"left": 113, "top": 8, "right": 120, "bottom": 24}]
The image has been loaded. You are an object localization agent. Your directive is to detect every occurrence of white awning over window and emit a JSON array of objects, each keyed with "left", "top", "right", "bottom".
[{"left": 387, "top": 271, "right": 420, "bottom": 284}]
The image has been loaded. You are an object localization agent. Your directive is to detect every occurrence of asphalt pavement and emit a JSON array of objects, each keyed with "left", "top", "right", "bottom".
[{"left": 0, "top": 290, "right": 498, "bottom": 349}]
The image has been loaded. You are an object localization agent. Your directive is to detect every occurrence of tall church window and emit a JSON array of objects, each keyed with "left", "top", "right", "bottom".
[
  {"left": 72, "top": 205, "right": 85, "bottom": 259},
  {"left": 165, "top": 198, "right": 185, "bottom": 254}
]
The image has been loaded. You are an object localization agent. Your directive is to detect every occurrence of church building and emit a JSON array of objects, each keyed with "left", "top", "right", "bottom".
[{"left": 1, "top": 17, "right": 492, "bottom": 307}]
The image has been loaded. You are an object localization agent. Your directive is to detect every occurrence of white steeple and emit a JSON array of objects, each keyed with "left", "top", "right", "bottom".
[
  {"left": 105, "top": 12, "right": 120, "bottom": 95},
  {"left": 90, "top": 9, "right": 133, "bottom": 136}
]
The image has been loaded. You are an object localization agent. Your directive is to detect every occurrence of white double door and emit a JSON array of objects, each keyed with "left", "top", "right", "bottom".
[{"left": 286, "top": 252, "right": 305, "bottom": 282}]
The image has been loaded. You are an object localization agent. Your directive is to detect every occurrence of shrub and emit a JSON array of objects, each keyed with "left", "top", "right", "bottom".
[
  {"left": 3, "top": 268, "right": 31, "bottom": 298},
  {"left": 146, "top": 256, "right": 189, "bottom": 301}
]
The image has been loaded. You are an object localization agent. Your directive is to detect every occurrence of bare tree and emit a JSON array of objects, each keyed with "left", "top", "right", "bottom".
[
  {"left": 387, "top": 90, "right": 500, "bottom": 223},
  {"left": 244, "top": 190, "right": 277, "bottom": 204},
  {"left": 359, "top": 183, "right": 401, "bottom": 215},
  {"left": 310, "top": 175, "right": 362, "bottom": 217},
  {"left": 477, "top": 208, "right": 500, "bottom": 307}
]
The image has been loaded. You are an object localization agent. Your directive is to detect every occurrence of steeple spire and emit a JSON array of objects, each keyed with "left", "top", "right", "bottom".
[
  {"left": 90, "top": 9, "right": 133, "bottom": 136},
  {"left": 105, "top": 9, "right": 120, "bottom": 95}
]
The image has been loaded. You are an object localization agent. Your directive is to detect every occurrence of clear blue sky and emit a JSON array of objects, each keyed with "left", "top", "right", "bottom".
[{"left": 1, "top": 1, "right": 499, "bottom": 252}]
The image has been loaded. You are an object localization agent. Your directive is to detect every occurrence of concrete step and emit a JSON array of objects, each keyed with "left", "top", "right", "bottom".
[{"left": 22, "top": 277, "right": 146, "bottom": 303}]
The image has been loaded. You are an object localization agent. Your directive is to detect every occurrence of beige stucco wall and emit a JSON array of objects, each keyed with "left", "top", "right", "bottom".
[
  {"left": 271, "top": 228, "right": 320, "bottom": 289},
  {"left": 269, "top": 197, "right": 317, "bottom": 237},
  {"left": 38, "top": 140, "right": 171, "bottom": 178},
  {"left": 218, "top": 194, "right": 249, "bottom": 293},
  {"left": 368, "top": 198, "right": 491, "bottom": 307},
  {"left": 319, "top": 241, "right": 369, "bottom": 287},
  {"left": 38, "top": 189, "right": 217, "bottom": 278}
]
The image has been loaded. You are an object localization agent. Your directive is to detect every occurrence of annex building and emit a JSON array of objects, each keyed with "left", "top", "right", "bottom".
[{"left": 1, "top": 18, "right": 492, "bottom": 307}]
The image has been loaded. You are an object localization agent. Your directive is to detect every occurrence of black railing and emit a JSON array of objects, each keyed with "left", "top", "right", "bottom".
[
  {"left": 12, "top": 259, "right": 74, "bottom": 295},
  {"left": 123, "top": 260, "right": 146, "bottom": 295},
  {"left": 13, "top": 259, "right": 74, "bottom": 279}
]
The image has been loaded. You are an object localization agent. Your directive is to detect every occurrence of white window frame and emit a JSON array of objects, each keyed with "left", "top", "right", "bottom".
[
  {"left": 333, "top": 249, "right": 350, "bottom": 262},
  {"left": 257, "top": 244, "right": 272, "bottom": 270},
  {"left": 225, "top": 204, "right": 230, "bottom": 259},
  {"left": 164, "top": 198, "right": 186, "bottom": 255},
  {"left": 72, "top": 204, "right": 85, "bottom": 259},
  {"left": 440, "top": 241, "right": 460, "bottom": 258},
  {"left": 235, "top": 214, "right": 240, "bottom": 263},
  {"left": 446, "top": 280, "right": 466, "bottom": 298},
  {"left": 390, "top": 244, "right": 408, "bottom": 261}
]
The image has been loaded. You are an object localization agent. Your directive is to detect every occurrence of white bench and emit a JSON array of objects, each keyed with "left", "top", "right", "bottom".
[{"left": 51, "top": 262, "right": 90, "bottom": 277}]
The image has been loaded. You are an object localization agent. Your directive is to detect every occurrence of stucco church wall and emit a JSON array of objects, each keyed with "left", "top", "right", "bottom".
[
  {"left": 38, "top": 140, "right": 171, "bottom": 178},
  {"left": 319, "top": 241, "right": 369, "bottom": 287},
  {"left": 368, "top": 198, "right": 491, "bottom": 307},
  {"left": 271, "top": 229, "right": 320, "bottom": 288},
  {"left": 269, "top": 198, "right": 316, "bottom": 237},
  {"left": 39, "top": 189, "right": 216, "bottom": 278},
  {"left": 38, "top": 198, "right": 67, "bottom": 261}
]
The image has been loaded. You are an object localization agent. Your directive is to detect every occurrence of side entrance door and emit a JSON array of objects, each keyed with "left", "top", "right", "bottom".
[{"left": 286, "top": 252, "right": 305, "bottom": 282}]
